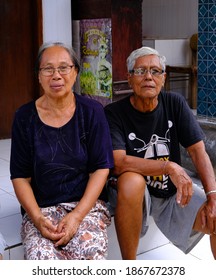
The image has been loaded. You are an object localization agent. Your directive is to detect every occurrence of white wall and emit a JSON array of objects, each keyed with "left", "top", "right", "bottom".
[
  {"left": 142, "top": 39, "right": 191, "bottom": 66},
  {"left": 142, "top": 0, "right": 198, "bottom": 39},
  {"left": 142, "top": 0, "right": 198, "bottom": 66},
  {"left": 42, "top": 0, "right": 196, "bottom": 66},
  {"left": 42, "top": 0, "right": 72, "bottom": 45},
  {"left": 41, "top": 0, "right": 198, "bottom": 47}
]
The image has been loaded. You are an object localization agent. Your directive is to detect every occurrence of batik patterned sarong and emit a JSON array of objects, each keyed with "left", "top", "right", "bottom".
[{"left": 21, "top": 200, "right": 111, "bottom": 260}]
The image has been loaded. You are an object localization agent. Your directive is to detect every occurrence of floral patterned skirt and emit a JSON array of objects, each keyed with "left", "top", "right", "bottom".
[{"left": 21, "top": 200, "right": 111, "bottom": 260}]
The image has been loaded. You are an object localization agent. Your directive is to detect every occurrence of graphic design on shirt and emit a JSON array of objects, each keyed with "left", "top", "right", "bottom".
[{"left": 128, "top": 120, "right": 172, "bottom": 191}]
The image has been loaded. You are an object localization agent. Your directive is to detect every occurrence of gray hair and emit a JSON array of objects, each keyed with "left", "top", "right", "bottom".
[
  {"left": 35, "top": 41, "right": 80, "bottom": 73},
  {"left": 126, "top": 46, "right": 166, "bottom": 72}
]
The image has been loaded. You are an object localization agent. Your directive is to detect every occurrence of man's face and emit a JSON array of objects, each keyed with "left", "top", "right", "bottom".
[{"left": 128, "top": 54, "right": 166, "bottom": 100}]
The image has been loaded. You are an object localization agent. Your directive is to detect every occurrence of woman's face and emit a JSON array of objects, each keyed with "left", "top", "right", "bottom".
[{"left": 38, "top": 46, "right": 77, "bottom": 98}]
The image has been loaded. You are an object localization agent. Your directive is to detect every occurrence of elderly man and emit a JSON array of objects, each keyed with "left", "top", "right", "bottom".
[{"left": 105, "top": 46, "right": 216, "bottom": 260}]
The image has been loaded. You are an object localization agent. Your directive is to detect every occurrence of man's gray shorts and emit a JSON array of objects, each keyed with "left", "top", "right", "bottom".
[{"left": 107, "top": 182, "right": 206, "bottom": 254}]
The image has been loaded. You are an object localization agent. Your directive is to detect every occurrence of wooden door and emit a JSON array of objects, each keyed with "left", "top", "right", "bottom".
[
  {"left": 0, "top": 0, "right": 42, "bottom": 138},
  {"left": 111, "top": 0, "right": 142, "bottom": 82}
]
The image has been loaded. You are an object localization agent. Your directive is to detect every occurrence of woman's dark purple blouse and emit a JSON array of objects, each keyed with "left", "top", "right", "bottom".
[{"left": 10, "top": 93, "right": 114, "bottom": 208}]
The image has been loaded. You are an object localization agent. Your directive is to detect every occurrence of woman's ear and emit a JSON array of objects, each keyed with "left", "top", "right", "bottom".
[
  {"left": 127, "top": 73, "right": 132, "bottom": 87},
  {"left": 38, "top": 74, "right": 42, "bottom": 84}
]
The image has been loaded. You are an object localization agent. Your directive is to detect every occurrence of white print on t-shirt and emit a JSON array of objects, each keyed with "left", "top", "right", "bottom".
[{"left": 128, "top": 120, "right": 173, "bottom": 191}]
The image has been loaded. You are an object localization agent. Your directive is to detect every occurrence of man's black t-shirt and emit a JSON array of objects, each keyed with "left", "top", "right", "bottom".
[{"left": 105, "top": 91, "right": 205, "bottom": 198}]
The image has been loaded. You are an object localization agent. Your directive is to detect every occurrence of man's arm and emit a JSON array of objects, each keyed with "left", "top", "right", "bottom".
[
  {"left": 187, "top": 141, "right": 216, "bottom": 231},
  {"left": 113, "top": 150, "right": 169, "bottom": 176},
  {"left": 113, "top": 149, "right": 193, "bottom": 206},
  {"left": 187, "top": 141, "right": 216, "bottom": 193}
]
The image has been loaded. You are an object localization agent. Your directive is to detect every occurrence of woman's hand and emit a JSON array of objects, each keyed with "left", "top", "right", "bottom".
[
  {"left": 52, "top": 168, "right": 110, "bottom": 247},
  {"left": 54, "top": 212, "right": 81, "bottom": 247},
  {"left": 34, "top": 214, "right": 65, "bottom": 241},
  {"left": 12, "top": 178, "right": 66, "bottom": 241}
]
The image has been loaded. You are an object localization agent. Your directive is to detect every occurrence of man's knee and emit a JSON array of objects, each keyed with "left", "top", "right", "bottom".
[
  {"left": 193, "top": 202, "right": 210, "bottom": 234},
  {"left": 117, "top": 172, "right": 146, "bottom": 201}
]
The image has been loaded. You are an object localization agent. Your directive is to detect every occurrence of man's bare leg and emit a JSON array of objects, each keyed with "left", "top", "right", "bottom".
[
  {"left": 209, "top": 235, "right": 216, "bottom": 259},
  {"left": 114, "top": 172, "right": 146, "bottom": 259},
  {"left": 193, "top": 203, "right": 216, "bottom": 259}
]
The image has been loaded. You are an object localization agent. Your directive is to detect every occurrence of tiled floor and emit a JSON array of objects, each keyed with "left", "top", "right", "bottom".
[
  {"left": 0, "top": 138, "right": 214, "bottom": 260},
  {"left": 0, "top": 139, "right": 23, "bottom": 259}
]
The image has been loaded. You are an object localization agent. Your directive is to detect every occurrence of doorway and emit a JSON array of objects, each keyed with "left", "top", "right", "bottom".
[{"left": 0, "top": 0, "right": 43, "bottom": 138}]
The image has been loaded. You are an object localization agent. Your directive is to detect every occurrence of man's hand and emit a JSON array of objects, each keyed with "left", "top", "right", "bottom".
[
  {"left": 167, "top": 162, "right": 193, "bottom": 207},
  {"left": 201, "top": 195, "right": 216, "bottom": 234}
]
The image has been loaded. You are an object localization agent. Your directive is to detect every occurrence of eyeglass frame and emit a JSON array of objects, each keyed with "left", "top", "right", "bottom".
[
  {"left": 39, "top": 65, "right": 75, "bottom": 77},
  {"left": 129, "top": 67, "right": 165, "bottom": 77}
]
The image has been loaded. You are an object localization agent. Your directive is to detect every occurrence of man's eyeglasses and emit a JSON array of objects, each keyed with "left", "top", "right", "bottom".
[
  {"left": 39, "top": 65, "right": 74, "bottom": 76},
  {"left": 130, "top": 68, "right": 165, "bottom": 77}
]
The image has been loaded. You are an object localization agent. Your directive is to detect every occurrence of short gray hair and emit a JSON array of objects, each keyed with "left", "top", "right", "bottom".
[
  {"left": 35, "top": 41, "right": 80, "bottom": 73},
  {"left": 126, "top": 46, "right": 166, "bottom": 72}
]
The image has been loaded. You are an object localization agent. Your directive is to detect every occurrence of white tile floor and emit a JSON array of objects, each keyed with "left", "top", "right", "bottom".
[
  {"left": 0, "top": 139, "right": 214, "bottom": 260},
  {"left": 0, "top": 139, "right": 23, "bottom": 259}
]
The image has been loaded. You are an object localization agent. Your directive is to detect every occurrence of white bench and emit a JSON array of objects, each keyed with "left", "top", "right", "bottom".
[
  {"left": 2, "top": 172, "right": 203, "bottom": 260},
  {"left": 2, "top": 214, "right": 168, "bottom": 260}
]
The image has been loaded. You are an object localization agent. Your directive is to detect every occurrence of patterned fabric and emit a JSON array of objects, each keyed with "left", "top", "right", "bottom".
[{"left": 21, "top": 200, "right": 111, "bottom": 260}]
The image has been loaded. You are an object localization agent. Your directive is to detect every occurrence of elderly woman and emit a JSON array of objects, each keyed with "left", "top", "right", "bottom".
[
  {"left": 105, "top": 46, "right": 216, "bottom": 260},
  {"left": 10, "top": 42, "right": 114, "bottom": 260}
]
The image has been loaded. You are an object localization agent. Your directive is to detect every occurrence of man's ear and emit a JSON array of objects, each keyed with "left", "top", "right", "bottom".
[{"left": 162, "top": 73, "right": 166, "bottom": 86}]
